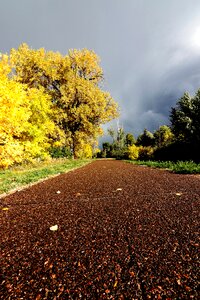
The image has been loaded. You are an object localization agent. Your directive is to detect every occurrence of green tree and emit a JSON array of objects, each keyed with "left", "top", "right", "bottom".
[
  {"left": 116, "top": 127, "right": 125, "bottom": 150},
  {"left": 107, "top": 128, "right": 115, "bottom": 144},
  {"left": 170, "top": 90, "right": 200, "bottom": 145},
  {"left": 125, "top": 133, "right": 135, "bottom": 147},
  {"left": 108, "top": 126, "right": 125, "bottom": 150},
  {"left": 102, "top": 142, "right": 112, "bottom": 157},
  {"left": 136, "top": 129, "right": 155, "bottom": 147},
  {"left": 170, "top": 92, "right": 193, "bottom": 143},
  {"left": 154, "top": 125, "right": 174, "bottom": 148}
]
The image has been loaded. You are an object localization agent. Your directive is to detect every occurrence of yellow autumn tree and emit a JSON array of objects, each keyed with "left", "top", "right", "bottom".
[
  {"left": 21, "top": 87, "right": 55, "bottom": 160},
  {"left": 10, "top": 44, "right": 119, "bottom": 158},
  {"left": 0, "top": 53, "right": 56, "bottom": 168},
  {"left": 0, "top": 77, "right": 30, "bottom": 168}
]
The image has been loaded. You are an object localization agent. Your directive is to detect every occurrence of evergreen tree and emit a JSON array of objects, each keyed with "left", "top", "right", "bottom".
[{"left": 136, "top": 129, "right": 155, "bottom": 147}]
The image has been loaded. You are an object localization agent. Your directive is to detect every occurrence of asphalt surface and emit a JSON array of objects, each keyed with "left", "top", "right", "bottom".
[{"left": 0, "top": 160, "right": 199, "bottom": 299}]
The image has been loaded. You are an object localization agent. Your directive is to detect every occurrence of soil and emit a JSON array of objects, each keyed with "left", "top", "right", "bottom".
[{"left": 0, "top": 160, "right": 199, "bottom": 299}]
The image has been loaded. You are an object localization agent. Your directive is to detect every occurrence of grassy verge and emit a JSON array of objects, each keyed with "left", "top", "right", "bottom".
[
  {"left": 127, "top": 160, "right": 200, "bottom": 174},
  {"left": 0, "top": 159, "right": 92, "bottom": 195}
]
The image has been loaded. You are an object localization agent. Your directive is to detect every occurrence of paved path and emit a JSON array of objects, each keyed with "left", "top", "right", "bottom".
[{"left": 0, "top": 160, "right": 199, "bottom": 299}]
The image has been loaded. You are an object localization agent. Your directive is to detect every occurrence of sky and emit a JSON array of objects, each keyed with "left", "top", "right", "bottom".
[{"left": 1, "top": 0, "right": 200, "bottom": 137}]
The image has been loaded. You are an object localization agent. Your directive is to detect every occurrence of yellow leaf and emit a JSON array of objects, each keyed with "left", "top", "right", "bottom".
[
  {"left": 2, "top": 207, "right": 9, "bottom": 211},
  {"left": 114, "top": 280, "right": 118, "bottom": 288},
  {"left": 50, "top": 225, "right": 58, "bottom": 231}
]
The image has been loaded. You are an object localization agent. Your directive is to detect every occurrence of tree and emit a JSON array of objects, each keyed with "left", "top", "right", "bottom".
[
  {"left": 102, "top": 142, "right": 112, "bottom": 157},
  {"left": 170, "top": 92, "right": 193, "bottom": 143},
  {"left": 10, "top": 44, "right": 119, "bottom": 158},
  {"left": 154, "top": 125, "right": 174, "bottom": 148},
  {"left": 170, "top": 90, "right": 200, "bottom": 145},
  {"left": 190, "top": 89, "right": 200, "bottom": 143},
  {"left": 0, "top": 76, "right": 30, "bottom": 168},
  {"left": 107, "top": 126, "right": 126, "bottom": 151},
  {"left": 125, "top": 133, "right": 135, "bottom": 147},
  {"left": 0, "top": 76, "right": 55, "bottom": 168},
  {"left": 136, "top": 129, "right": 155, "bottom": 147}
]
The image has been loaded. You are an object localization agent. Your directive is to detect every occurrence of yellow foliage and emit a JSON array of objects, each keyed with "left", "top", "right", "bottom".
[
  {"left": 0, "top": 44, "right": 119, "bottom": 167},
  {"left": 127, "top": 145, "right": 139, "bottom": 160},
  {"left": 0, "top": 76, "right": 30, "bottom": 167},
  {"left": 0, "top": 75, "right": 55, "bottom": 168},
  {"left": 10, "top": 44, "right": 118, "bottom": 148},
  {"left": 138, "top": 146, "right": 154, "bottom": 160},
  {"left": 75, "top": 143, "right": 93, "bottom": 159},
  {"left": 0, "top": 53, "right": 11, "bottom": 78},
  {"left": 68, "top": 48, "right": 103, "bottom": 83}
]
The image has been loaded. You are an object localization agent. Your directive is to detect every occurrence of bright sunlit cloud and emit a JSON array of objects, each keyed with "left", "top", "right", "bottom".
[{"left": 190, "top": 26, "right": 200, "bottom": 49}]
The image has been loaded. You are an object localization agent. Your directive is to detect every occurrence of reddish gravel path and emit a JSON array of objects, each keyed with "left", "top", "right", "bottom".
[{"left": 0, "top": 160, "right": 199, "bottom": 299}]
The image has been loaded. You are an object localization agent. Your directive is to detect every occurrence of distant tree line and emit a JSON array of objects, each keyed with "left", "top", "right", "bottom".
[{"left": 99, "top": 90, "right": 200, "bottom": 162}]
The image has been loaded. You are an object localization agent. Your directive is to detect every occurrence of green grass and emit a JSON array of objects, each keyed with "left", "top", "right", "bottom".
[
  {"left": 0, "top": 158, "right": 92, "bottom": 195},
  {"left": 127, "top": 160, "right": 200, "bottom": 174}
]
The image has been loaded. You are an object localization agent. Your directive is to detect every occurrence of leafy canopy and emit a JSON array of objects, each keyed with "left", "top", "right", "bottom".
[{"left": 10, "top": 44, "right": 119, "bottom": 157}]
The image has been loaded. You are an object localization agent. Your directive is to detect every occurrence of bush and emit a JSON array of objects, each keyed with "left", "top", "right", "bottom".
[
  {"left": 138, "top": 146, "right": 154, "bottom": 160},
  {"left": 129, "top": 160, "right": 200, "bottom": 174},
  {"left": 110, "top": 149, "right": 127, "bottom": 160},
  {"left": 126, "top": 145, "right": 139, "bottom": 160},
  {"left": 153, "top": 142, "right": 200, "bottom": 162},
  {"left": 50, "top": 146, "right": 72, "bottom": 158},
  {"left": 75, "top": 144, "right": 93, "bottom": 159}
]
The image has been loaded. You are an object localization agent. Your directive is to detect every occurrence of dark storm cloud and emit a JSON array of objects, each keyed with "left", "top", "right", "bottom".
[{"left": 1, "top": 0, "right": 200, "bottom": 137}]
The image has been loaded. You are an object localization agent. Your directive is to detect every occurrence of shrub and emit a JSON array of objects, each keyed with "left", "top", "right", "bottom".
[
  {"left": 153, "top": 142, "right": 200, "bottom": 162},
  {"left": 49, "top": 146, "right": 72, "bottom": 158},
  {"left": 126, "top": 145, "right": 139, "bottom": 160},
  {"left": 138, "top": 146, "right": 154, "bottom": 161},
  {"left": 75, "top": 143, "right": 93, "bottom": 159},
  {"left": 110, "top": 149, "right": 127, "bottom": 160}
]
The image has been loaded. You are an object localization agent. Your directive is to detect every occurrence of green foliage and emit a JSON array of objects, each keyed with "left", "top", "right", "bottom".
[
  {"left": 102, "top": 142, "right": 112, "bottom": 157},
  {"left": 125, "top": 133, "right": 136, "bottom": 146},
  {"left": 138, "top": 146, "right": 154, "bottom": 160},
  {"left": 110, "top": 149, "right": 127, "bottom": 160},
  {"left": 0, "top": 159, "right": 91, "bottom": 194},
  {"left": 154, "top": 125, "right": 174, "bottom": 148},
  {"left": 170, "top": 91, "right": 200, "bottom": 144},
  {"left": 136, "top": 129, "right": 155, "bottom": 147},
  {"left": 153, "top": 141, "right": 200, "bottom": 162},
  {"left": 107, "top": 126, "right": 126, "bottom": 151},
  {"left": 129, "top": 160, "right": 200, "bottom": 174},
  {"left": 49, "top": 147, "right": 72, "bottom": 158}
]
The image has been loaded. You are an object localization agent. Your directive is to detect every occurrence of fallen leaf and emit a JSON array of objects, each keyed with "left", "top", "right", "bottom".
[
  {"left": 2, "top": 207, "right": 9, "bottom": 211},
  {"left": 185, "top": 286, "right": 191, "bottom": 292},
  {"left": 76, "top": 192, "right": 81, "bottom": 197},
  {"left": 50, "top": 225, "right": 58, "bottom": 231},
  {"left": 114, "top": 280, "right": 118, "bottom": 288},
  {"left": 129, "top": 271, "right": 135, "bottom": 277},
  {"left": 116, "top": 188, "right": 122, "bottom": 191},
  {"left": 175, "top": 192, "right": 182, "bottom": 196}
]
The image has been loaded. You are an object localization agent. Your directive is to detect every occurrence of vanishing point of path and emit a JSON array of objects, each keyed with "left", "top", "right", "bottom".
[{"left": 0, "top": 160, "right": 199, "bottom": 299}]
